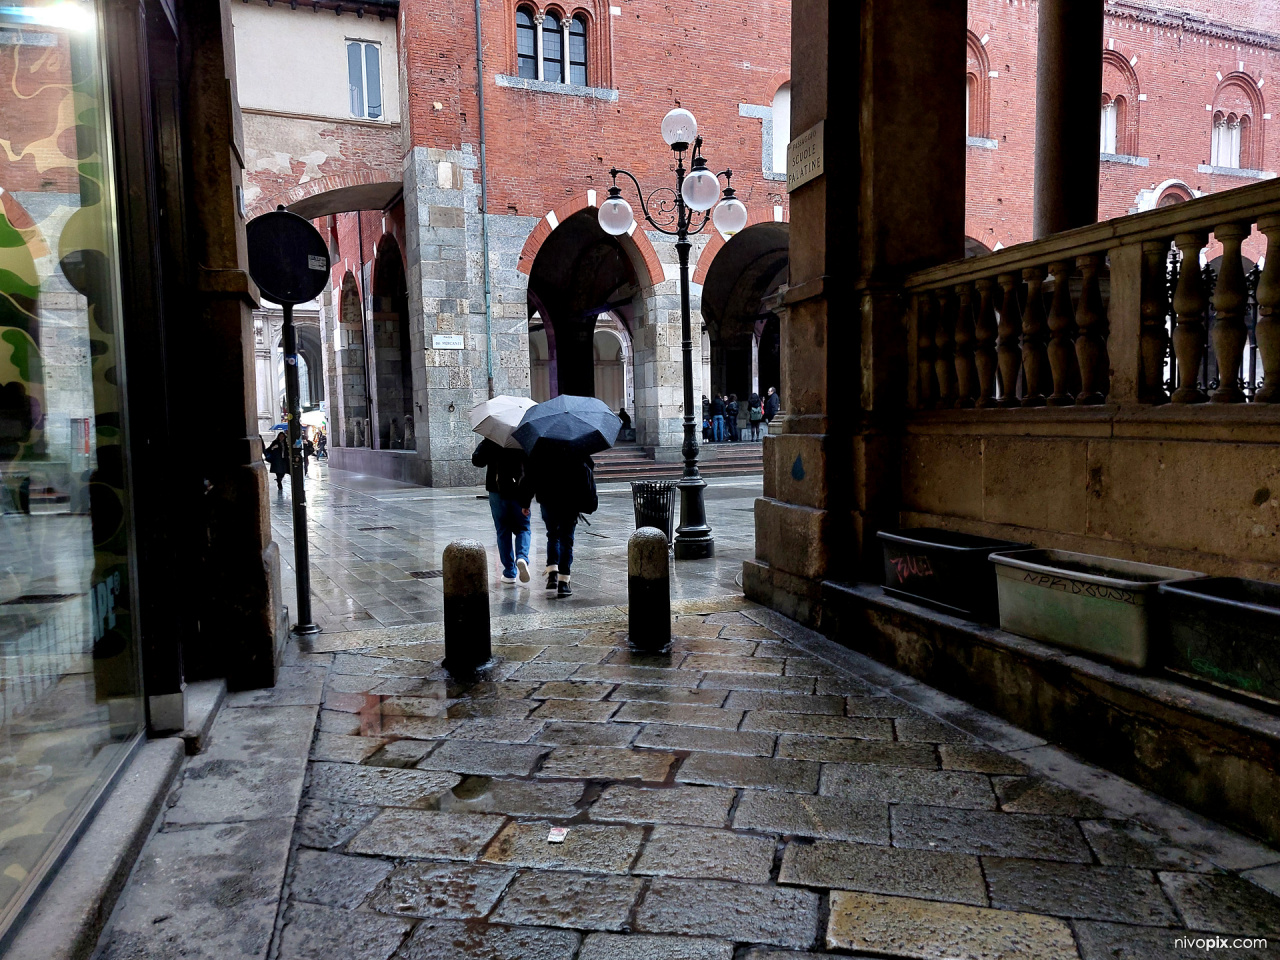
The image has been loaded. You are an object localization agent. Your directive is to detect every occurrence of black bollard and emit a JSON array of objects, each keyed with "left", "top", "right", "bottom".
[
  {"left": 443, "top": 539, "right": 492, "bottom": 674},
  {"left": 628, "top": 527, "right": 671, "bottom": 652}
]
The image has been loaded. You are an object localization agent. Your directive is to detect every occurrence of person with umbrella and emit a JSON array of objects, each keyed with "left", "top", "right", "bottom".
[
  {"left": 470, "top": 396, "right": 537, "bottom": 584},
  {"left": 512, "top": 395, "right": 620, "bottom": 598},
  {"left": 264, "top": 431, "right": 289, "bottom": 494}
]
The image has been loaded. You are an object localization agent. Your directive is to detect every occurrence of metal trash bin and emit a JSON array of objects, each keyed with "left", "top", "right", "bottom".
[{"left": 631, "top": 480, "right": 677, "bottom": 544}]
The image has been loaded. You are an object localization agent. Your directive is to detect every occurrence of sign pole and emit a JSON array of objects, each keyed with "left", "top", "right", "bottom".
[{"left": 281, "top": 302, "right": 318, "bottom": 636}]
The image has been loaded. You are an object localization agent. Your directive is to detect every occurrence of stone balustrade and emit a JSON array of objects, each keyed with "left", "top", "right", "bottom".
[{"left": 904, "top": 178, "right": 1280, "bottom": 409}]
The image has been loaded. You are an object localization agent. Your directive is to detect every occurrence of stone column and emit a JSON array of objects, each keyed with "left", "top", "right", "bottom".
[
  {"left": 1032, "top": 0, "right": 1104, "bottom": 238},
  {"left": 534, "top": 13, "right": 546, "bottom": 81},
  {"left": 744, "top": 0, "right": 966, "bottom": 625}
]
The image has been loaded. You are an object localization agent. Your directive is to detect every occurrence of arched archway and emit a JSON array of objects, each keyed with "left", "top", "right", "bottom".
[
  {"left": 370, "top": 236, "right": 413, "bottom": 449},
  {"left": 701, "top": 222, "right": 789, "bottom": 411},
  {"left": 526, "top": 208, "right": 644, "bottom": 400},
  {"left": 275, "top": 321, "right": 324, "bottom": 416},
  {"left": 337, "top": 271, "right": 370, "bottom": 447}
]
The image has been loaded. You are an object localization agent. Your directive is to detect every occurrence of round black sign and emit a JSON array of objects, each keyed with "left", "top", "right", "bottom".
[{"left": 246, "top": 208, "right": 331, "bottom": 305}]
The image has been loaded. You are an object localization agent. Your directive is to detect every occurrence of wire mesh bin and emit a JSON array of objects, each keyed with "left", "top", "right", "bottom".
[{"left": 631, "top": 480, "right": 677, "bottom": 544}]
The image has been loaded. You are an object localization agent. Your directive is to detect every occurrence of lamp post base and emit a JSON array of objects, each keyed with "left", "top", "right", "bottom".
[
  {"left": 292, "top": 623, "right": 321, "bottom": 637},
  {"left": 673, "top": 476, "right": 715, "bottom": 560}
]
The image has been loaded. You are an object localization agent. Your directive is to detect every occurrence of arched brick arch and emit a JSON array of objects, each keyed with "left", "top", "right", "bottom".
[
  {"left": 966, "top": 31, "right": 991, "bottom": 139},
  {"left": 247, "top": 171, "right": 402, "bottom": 220},
  {"left": 517, "top": 195, "right": 664, "bottom": 290},
  {"left": 1102, "top": 50, "right": 1141, "bottom": 156},
  {"left": 1212, "top": 72, "right": 1265, "bottom": 170},
  {"left": 693, "top": 205, "right": 790, "bottom": 286}
]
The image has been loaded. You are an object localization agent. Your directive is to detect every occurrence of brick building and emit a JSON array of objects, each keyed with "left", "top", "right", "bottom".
[{"left": 231, "top": 0, "right": 1274, "bottom": 485}]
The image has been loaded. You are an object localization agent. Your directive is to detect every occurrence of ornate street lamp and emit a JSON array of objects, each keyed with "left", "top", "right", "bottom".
[{"left": 599, "top": 108, "right": 747, "bottom": 560}]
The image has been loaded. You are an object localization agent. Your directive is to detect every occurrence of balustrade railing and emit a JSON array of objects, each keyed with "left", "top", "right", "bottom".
[{"left": 904, "top": 179, "right": 1280, "bottom": 409}]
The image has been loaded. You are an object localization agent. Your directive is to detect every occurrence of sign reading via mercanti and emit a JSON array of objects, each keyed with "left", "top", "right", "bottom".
[
  {"left": 786, "top": 120, "right": 824, "bottom": 193},
  {"left": 432, "top": 334, "right": 465, "bottom": 350}
]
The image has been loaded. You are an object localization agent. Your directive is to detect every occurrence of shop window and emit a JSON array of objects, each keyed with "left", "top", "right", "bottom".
[
  {"left": 347, "top": 40, "right": 382, "bottom": 120},
  {"left": 516, "top": 8, "right": 537, "bottom": 79},
  {"left": 569, "top": 15, "right": 587, "bottom": 85}
]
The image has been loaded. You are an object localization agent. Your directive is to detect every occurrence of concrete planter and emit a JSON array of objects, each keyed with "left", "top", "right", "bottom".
[
  {"left": 991, "top": 549, "right": 1202, "bottom": 669},
  {"left": 1158, "top": 577, "right": 1280, "bottom": 707},
  {"left": 877, "top": 528, "right": 1027, "bottom": 622}
]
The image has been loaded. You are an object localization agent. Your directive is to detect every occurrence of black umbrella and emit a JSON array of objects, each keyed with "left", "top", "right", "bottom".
[{"left": 512, "top": 395, "right": 622, "bottom": 455}]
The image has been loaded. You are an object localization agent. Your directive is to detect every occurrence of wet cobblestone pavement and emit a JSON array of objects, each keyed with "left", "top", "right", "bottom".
[{"left": 96, "top": 469, "right": 1280, "bottom": 959}]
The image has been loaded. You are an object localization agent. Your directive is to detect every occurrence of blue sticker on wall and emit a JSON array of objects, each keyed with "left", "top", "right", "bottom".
[{"left": 791, "top": 455, "right": 805, "bottom": 481}]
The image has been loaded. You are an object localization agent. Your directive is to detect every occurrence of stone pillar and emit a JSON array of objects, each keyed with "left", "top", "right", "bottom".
[
  {"left": 744, "top": 0, "right": 966, "bottom": 625},
  {"left": 1032, "top": 0, "right": 1104, "bottom": 238},
  {"left": 443, "top": 539, "right": 492, "bottom": 674}
]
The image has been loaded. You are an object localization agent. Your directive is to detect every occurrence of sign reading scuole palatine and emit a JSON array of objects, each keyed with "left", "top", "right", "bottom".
[{"left": 787, "top": 120, "right": 824, "bottom": 193}]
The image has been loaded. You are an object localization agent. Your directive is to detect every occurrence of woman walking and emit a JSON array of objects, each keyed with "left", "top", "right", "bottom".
[
  {"left": 264, "top": 432, "right": 289, "bottom": 494},
  {"left": 520, "top": 444, "right": 598, "bottom": 598},
  {"left": 472, "top": 438, "right": 531, "bottom": 583}
]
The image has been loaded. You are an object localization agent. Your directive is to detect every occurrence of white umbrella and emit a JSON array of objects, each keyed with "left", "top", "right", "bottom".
[
  {"left": 300, "top": 410, "right": 327, "bottom": 427},
  {"left": 469, "top": 395, "right": 537, "bottom": 449}
]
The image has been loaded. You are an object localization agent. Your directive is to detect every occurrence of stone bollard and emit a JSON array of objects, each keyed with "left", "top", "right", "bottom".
[
  {"left": 628, "top": 527, "right": 671, "bottom": 652},
  {"left": 443, "top": 539, "right": 492, "bottom": 674}
]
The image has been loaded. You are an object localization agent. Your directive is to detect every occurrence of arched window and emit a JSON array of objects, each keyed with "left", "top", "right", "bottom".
[
  {"left": 1100, "top": 51, "right": 1140, "bottom": 156},
  {"left": 772, "top": 83, "right": 790, "bottom": 173},
  {"left": 569, "top": 15, "right": 587, "bottom": 85},
  {"left": 542, "top": 12, "right": 563, "bottom": 83},
  {"left": 1100, "top": 94, "right": 1117, "bottom": 154},
  {"left": 1210, "top": 73, "right": 1264, "bottom": 172},
  {"left": 965, "top": 31, "right": 991, "bottom": 141},
  {"left": 516, "top": 8, "right": 537, "bottom": 79},
  {"left": 1240, "top": 115, "right": 1253, "bottom": 169},
  {"left": 966, "top": 73, "right": 978, "bottom": 138}
]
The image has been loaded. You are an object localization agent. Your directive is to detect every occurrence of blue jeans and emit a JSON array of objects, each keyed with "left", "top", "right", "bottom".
[
  {"left": 711, "top": 415, "right": 725, "bottom": 442},
  {"left": 489, "top": 492, "right": 530, "bottom": 578},
  {"left": 540, "top": 504, "right": 577, "bottom": 577}
]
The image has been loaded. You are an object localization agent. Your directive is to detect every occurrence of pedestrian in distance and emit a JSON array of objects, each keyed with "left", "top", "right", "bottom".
[
  {"left": 617, "top": 407, "right": 632, "bottom": 432},
  {"left": 710, "top": 394, "right": 726, "bottom": 442},
  {"left": 472, "top": 437, "right": 531, "bottom": 584},
  {"left": 316, "top": 430, "right": 328, "bottom": 460},
  {"left": 764, "top": 386, "right": 780, "bottom": 425},
  {"left": 726, "top": 394, "right": 740, "bottom": 442},
  {"left": 747, "top": 392, "right": 763, "bottom": 441},
  {"left": 264, "top": 432, "right": 289, "bottom": 494},
  {"left": 302, "top": 433, "right": 315, "bottom": 477},
  {"left": 519, "top": 443, "right": 598, "bottom": 598}
]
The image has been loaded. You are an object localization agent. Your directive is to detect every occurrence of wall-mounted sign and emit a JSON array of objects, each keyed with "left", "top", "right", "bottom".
[
  {"left": 786, "top": 120, "right": 824, "bottom": 193},
  {"left": 432, "top": 334, "right": 465, "bottom": 350}
]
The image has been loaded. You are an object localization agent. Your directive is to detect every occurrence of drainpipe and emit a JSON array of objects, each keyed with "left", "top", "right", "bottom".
[{"left": 474, "top": 0, "right": 496, "bottom": 398}]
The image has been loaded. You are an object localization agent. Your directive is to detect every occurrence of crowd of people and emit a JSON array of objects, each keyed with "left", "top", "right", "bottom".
[
  {"left": 702, "top": 386, "right": 779, "bottom": 443},
  {"left": 262, "top": 426, "right": 327, "bottom": 493}
]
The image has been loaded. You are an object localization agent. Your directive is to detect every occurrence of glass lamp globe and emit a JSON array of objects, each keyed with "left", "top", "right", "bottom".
[
  {"left": 598, "top": 195, "right": 635, "bottom": 236},
  {"left": 681, "top": 167, "right": 720, "bottom": 211},
  {"left": 712, "top": 196, "right": 748, "bottom": 235},
  {"left": 661, "top": 108, "right": 698, "bottom": 147}
]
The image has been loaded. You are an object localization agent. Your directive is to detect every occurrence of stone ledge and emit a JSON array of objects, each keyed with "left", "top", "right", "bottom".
[
  {"left": 1101, "top": 152, "right": 1149, "bottom": 166},
  {"left": 818, "top": 580, "right": 1280, "bottom": 847},
  {"left": 494, "top": 74, "right": 619, "bottom": 101},
  {"left": 1197, "top": 163, "right": 1276, "bottom": 180},
  {"left": 2, "top": 738, "right": 185, "bottom": 960},
  {"left": 966, "top": 136, "right": 998, "bottom": 150}
]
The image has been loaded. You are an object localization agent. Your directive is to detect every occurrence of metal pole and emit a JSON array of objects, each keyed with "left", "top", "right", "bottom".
[
  {"left": 282, "top": 303, "right": 319, "bottom": 635},
  {"left": 672, "top": 182, "right": 714, "bottom": 559}
]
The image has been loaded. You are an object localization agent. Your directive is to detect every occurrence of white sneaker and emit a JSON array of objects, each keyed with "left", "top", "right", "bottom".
[
  {"left": 501, "top": 574, "right": 517, "bottom": 583},
  {"left": 516, "top": 558, "right": 530, "bottom": 583}
]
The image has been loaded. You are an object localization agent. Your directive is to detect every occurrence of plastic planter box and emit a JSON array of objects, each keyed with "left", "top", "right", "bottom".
[
  {"left": 1158, "top": 577, "right": 1280, "bottom": 707},
  {"left": 990, "top": 549, "right": 1202, "bottom": 669},
  {"left": 877, "top": 528, "right": 1028, "bottom": 622}
]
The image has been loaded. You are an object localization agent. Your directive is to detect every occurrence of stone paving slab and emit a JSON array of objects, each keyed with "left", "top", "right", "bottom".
[
  {"left": 732, "top": 790, "right": 889, "bottom": 843},
  {"left": 634, "top": 877, "right": 821, "bottom": 948},
  {"left": 538, "top": 745, "right": 676, "bottom": 782},
  {"left": 529, "top": 699, "right": 622, "bottom": 722},
  {"left": 295, "top": 799, "right": 381, "bottom": 849},
  {"left": 532, "top": 681, "right": 617, "bottom": 700},
  {"left": 435, "top": 776, "right": 584, "bottom": 817},
  {"left": 612, "top": 701, "right": 745, "bottom": 729},
  {"left": 534, "top": 719, "right": 640, "bottom": 747},
  {"left": 892, "top": 805, "right": 1095, "bottom": 862},
  {"left": 394, "top": 919, "right": 581, "bottom": 959},
  {"left": 633, "top": 825, "right": 776, "bottom": 883},
  {"left": 164, "top": 755, "right": 310, "bottom": 825},
  {"left": 722, "top": 691, "right": 846, "bottom": 714},
  {"left": 290, "top": 849, "right": 394, "bottom": 908},
  {"left": 697, "top": 671, "right": 815, "bottom": 693},
  {"left": 826, "top": 890, "right": 1081, "bottom": 958},
  {"left": 589, "top": 784, "right": 735, "bottom": 827},
  {"left": 490, "top": 870, "right": 643, "bottom": 930},
  {"left": 819, "top": 763, "right": 996, "bottom": 809},
  {"left": 347, "top": 809, "right": 507, "bottom": 860},
  {"left": 1159, "top": 872, "right": 1280, "bottom": 934},
  {"left": 676, "top": 752, "right": 820, "bottom": 793},
  {"left": 307, "top": 762, "right": 460, "bottom": 808},
  {"left": 1072, "top": 921, "right": 1274, "bottom": 960},
  {"left": 634, "top": 723, "right": 776, "bottom": 757},
  {"left": 741, "top": 710, "right": 894, "bottom": 739},
  {"left": 608, "top": 683, "right": 728, "bottom": 706},
  {"left": 984, "top": 858, "right": 1178, "bottom": 925},
  {"left": 577, "top": 933, "right": 734, "bottom": 960},
  {"left": 276, "top": 902, "right": 414, "bottom": 960},
  {"left": 939, "top": 743, "right": 1030, "bottom": 774},
  {"left": 780, "top": 838, "right": 988, "bottom": 905},
  {"left": 481, "top": 820, "right": 645, "bottom": 872},
  {"left": 416, "top": 739, "right": 548, "bottom": 776},
  {"left": 365, "top": 861, "right": 517, "bottom": 919},
  {"left": 777, "top": 734, "right": 938, "bottom": 766},
  {"left": 1080, "top": 819, "right": 1214, "bottom": 872}
]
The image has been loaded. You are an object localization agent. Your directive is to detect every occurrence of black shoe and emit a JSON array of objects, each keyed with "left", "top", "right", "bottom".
[
  {"left": 546, "top": 571, "right": 559, "bottom": 590},
  {"left": 557, "top": 580, "right": 573, "bottom": 597}
]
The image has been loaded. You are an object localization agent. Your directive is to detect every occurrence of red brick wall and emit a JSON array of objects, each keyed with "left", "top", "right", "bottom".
[
  {"left": 400, "top": 0, "right": 792, "bottom": 225},
  {"left": 966, "top": 0, "right": 1276, "bottom": 260}
]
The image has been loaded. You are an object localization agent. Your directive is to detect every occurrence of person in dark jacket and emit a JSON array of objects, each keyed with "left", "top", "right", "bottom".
[
  {"left": 302, "top": 434, "right": 315, "bottom": 476},
  {"left": 709, "top": 394, "right": 726, "bottom": 442},
  {"left": 747, "top": 392, "right": 763, "bottom": 441},
  {"left": 264, "top": 433, "right": 289, "bottom": 493},
  {"left": 726, "top": 394, "right": 740, "bottom": 442},
  {"left": 764, "top": 386, "right": 780, "bottom": 423},
  {"left": 519, "top": 444, "right": 597, "bottom": 597},
  {"left": 473, "top": 438, "right": 531, "bottom": 583}
]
